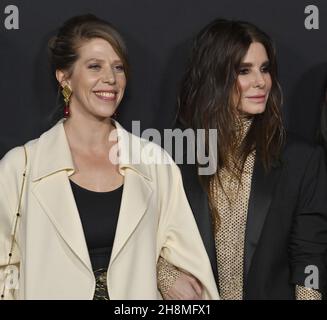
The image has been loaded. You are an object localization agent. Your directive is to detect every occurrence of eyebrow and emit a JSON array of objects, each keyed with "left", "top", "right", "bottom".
[
  {"left": 85, "top": 58, "right": 122, "bottom": 64},
  {"left": 239, "top": 60, "right": 270, "bottom": 67}
]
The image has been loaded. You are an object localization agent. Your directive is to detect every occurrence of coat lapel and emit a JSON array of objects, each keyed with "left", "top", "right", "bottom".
[
  {"left": 30, "top": 119, "right": 92, "bottom": 272},
  {"left": 109, "top": 169, "right": 152, "bottom": 266},
  {"left": 179, "top": 161, "right": 219, "bottom": 285},
  {"left": 32, "top": 171, "right": 92, "bottom": 272},
  {"left": 244, "top": 157, "right": 281, "bottom": 281},
  {"left": 109, "top": 121, "right": 153, "bottom": 266}
]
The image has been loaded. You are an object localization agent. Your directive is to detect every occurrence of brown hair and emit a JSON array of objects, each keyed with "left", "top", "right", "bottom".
[{"left": 178, "top": 19, "right": 285, "bottom": 227}]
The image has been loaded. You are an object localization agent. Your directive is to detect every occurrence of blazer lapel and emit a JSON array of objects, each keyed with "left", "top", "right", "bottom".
[
  {"left": 179, "top": 161, "right": 219, "bottom": 285},
  {"left": 30, "top": 119, "right": 92, "bottom": 272},
  {"left": 32, "top": 172, "right": 92, "bottom": 272},
  {"left": 109, "top": 168, "right": 152, "bottom": 267},
  {"left": 244, "top": 157, "right": 281, "bottom": 280},
  {"left": 107, "top": 121, "right": 154, "bottom": 267}
]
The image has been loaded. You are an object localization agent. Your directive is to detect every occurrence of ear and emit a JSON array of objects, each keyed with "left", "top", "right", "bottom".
[{"left": 56, "top": 70, "right": 70, "bottom": 88}]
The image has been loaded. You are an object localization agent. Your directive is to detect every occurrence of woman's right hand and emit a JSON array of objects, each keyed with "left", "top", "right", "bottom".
[
  {"left": 157, "top": 256, "right": 203, "bottom": 300},
  {"left": 165, "top": 272, "right": 203, "bottom": 300}
]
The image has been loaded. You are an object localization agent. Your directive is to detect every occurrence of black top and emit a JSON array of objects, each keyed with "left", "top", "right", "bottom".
[{"left": 69, "top": 179, "right": 123, "bottom": 272}]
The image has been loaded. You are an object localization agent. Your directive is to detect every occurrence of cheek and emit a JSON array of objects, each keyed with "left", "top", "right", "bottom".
[
  {"left": 238, "top": 78, "right": 251, "bottom": 96},
  {"left": 266, "top": 75, "right": 272, "bottom": 91},
  {"left": 118, "top": 77, "right": 127, "bottom": 93},
  {"left": 69, "top": 71, "right": 89, "bottom": 93}
]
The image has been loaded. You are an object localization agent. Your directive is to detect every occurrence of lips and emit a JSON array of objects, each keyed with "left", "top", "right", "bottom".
[
  {"left": 246, "top": 95, "right": 266, "bottom": 103},
  {"left": 93, "top": 90, "right": 118, "bottom": 101}
]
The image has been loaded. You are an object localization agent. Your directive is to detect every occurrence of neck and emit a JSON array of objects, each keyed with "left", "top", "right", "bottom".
[{"left": 63, "top": 112, "right": 116, "bottom": 154}]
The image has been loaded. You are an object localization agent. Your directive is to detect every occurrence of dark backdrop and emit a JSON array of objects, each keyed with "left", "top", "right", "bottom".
[{"left": 1, "top": 0, "right": 327, "bottom": 158}]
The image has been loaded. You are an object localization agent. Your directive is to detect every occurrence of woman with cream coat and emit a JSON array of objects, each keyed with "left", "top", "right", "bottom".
[{"left": 0, "top": 14, "right": 219, "bottom": 300}]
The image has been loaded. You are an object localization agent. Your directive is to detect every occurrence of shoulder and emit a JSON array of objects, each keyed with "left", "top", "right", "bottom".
[
  {"left": 283, "top": 132, "right": 324, "bottom": 159},
  {"left": 117, "top": 124, "right": 177, "bottom": 166},
  {"left": 281, "top": 132, "right": 325, "bottom": 169},
  {"left": 0, "top": 120, "right": 62, "bottom": 169},
  {"left": 122, "top": 126, "right": 173, "bottom": 156},
  {"left": 0, "top": 138, "right": 39, "bottom": 183},
  {"left": 118, "top": 126, "right": 182, "bottom": 185}
]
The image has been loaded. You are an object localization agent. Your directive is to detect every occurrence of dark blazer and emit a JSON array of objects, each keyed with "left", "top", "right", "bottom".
[{"left": 178, "top": 134, "right": 327, "bottom": 299}]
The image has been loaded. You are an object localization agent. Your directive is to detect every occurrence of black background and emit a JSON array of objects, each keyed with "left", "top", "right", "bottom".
[{"left": 1, "top": 0, "right": 326, "bottom": 157}]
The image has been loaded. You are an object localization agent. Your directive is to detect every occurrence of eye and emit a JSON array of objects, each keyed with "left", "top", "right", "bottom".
[
  {"left": 88, "top": 64, "right": 101, "bottom": 70},
  {"left": 238, "top": 67, "right": 250, "bottom": 75},
  {"left": 113, "top": 64, "right": 125, "bottom": 73},
  {"left": 261, "top": 64, "right": 270, "bottom": 73}
]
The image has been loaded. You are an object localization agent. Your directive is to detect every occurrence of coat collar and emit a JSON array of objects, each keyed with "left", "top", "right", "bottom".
[{"left": 31, "top": 119, "right": 151, "bottom": 182}]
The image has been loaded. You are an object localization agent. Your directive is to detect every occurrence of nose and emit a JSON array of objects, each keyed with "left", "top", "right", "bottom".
[
  {"left": 252, "top": 71, "right": 266, "bottom": 88},
  {"left": 102, "top": 67, "right": 116, "bottom": 85}
]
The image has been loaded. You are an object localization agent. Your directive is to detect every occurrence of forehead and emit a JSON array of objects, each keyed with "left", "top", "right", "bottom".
[
  {"left": 77, "top": 37, "right": 121, "bottom": 61},
  {"left": 242, "top": 42, "right": 268, "bottom": 63}
]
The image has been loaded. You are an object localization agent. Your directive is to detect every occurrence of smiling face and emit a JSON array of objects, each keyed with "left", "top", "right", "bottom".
[
  {"left": 235, "top": 42, "right": 272, "bottom": 116},
  {"left": 57, "top": 37, "right": 126, "bottom": 119}
]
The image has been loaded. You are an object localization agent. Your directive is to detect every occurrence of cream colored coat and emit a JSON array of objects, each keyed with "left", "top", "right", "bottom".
[{"left": 0, "top": 120, "right": 219, "bottom": 300}]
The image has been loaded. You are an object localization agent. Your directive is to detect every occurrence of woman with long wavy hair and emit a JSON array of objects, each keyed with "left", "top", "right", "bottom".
[{"left": 157, "top": 19, "right": 327, "bottom": 300}]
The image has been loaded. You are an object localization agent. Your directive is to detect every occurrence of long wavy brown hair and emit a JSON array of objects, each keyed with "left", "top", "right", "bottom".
[{"left": 178, "top": 19, "right": 285, "bottom": 227}]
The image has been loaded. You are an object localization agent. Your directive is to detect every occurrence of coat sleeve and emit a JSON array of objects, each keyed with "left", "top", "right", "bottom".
[
  {"left": 289, "top": 146, "right": 327, "bottom": 293},
  {"left": 156, "top": 161, "right": 219, "bottom": 300},
  {"left": 0, "top": 146, "right": 25, "bottom": 300}
]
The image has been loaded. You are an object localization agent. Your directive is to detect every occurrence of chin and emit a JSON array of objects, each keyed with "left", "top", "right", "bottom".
[
  {"left": 88, "top": 111, "right": 113, "bottom": 121},
  {"left": 93, "top": 106, "right": 117, "bottom": 118},
  {"left": 253, "top": 108, "right": 266, "bottom": 115},
  {"left": 241, "top": 104, "right": 266, "bottom": 115}
]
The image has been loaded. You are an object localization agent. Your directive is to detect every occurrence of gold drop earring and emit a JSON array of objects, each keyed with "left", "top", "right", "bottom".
[{"left": 61, "top": 85, "right": 72, "bottom": 118}]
